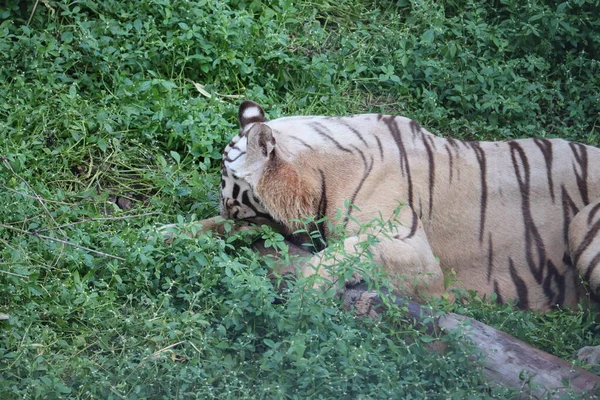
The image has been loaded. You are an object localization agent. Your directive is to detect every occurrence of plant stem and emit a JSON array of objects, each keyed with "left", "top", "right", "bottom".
[{"left": 0, "top": 223, "right": 125, "bottom": 261}]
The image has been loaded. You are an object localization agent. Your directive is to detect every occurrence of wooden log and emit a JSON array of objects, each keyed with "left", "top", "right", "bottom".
[
  {"left": 342, "top": 283, "right": 600, "bottom": 399},
  {"left": 439, "top": 313, "right": 600, "bottom": 398}
]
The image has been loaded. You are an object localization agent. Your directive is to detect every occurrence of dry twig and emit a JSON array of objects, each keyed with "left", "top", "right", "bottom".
[
  {"left": 34, "top": 212, "right": 160, "bottom": 233},
  {"left": 0, "top": 223, "right": 125, "bottom": 261},
  {"left": 0, "top": 269, "right": 29, "bottom": 279},
  {"left": 1, "top": 156, "right": 67, "bottom": 239},
  {"left": 27, "top": 0, "right": 55, "bottom": 26},
  {"left": 137, "top": 341, "right": 185, "bottom": 367}
]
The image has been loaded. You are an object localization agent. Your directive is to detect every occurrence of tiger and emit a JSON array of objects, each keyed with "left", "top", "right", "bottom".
[{"left": 219, "top": 100, "right": 600, "bottom": 364}]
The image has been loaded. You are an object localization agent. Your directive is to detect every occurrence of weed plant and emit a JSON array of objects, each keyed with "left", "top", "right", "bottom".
[{"left": 1, "top": 0, "right": 599, "bottom": 398}]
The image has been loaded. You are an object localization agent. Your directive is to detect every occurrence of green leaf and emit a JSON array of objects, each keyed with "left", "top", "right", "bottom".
[
  {"left": 557, "top": 2, "right": 568, "bottom": 13},
  {"left": 133, "top": 19, "right": 143, "bottom": 32},
  {"left": 61, "top": 31, "right": 73, "bottom": 43},
  {"left": 97, "top": 138, "right": 108, "bottom": 152},
  {"left": 528, "top": 14, "right": 544, "bottom": 22},
  {"left": 420, "top": 335, "right": 437, "bottom": 343},
  {"left": 68, "top": 84, "right": 77, "bottom": 98},
  {"left": 449, "top": 43, "right": 457, "bottom": 58},
  {"left": 159, "top": 80, "right": 177, "bottom": 90},
  {"left": 421, "top": 29, "right": 435, "bottom": 45}
]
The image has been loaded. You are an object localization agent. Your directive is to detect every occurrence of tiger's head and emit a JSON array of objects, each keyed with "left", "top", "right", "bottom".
[
  {"left": 220, "top": 101, "right": 321, "bottom": 235},
  {"left": 219, "top": 101, "right": 273, "bottom": 222}
]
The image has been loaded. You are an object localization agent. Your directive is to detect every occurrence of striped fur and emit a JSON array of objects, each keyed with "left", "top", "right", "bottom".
[{"left": 220, "top": 101, "right": 600, "bottom": 312}]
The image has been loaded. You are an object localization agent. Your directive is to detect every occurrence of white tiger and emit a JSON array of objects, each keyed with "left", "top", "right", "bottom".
[{"left": 218, "top": 100, "right": 600, "bottom": 364}]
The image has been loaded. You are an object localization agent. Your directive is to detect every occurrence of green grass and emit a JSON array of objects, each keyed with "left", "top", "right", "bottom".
[{"left": 1, "top": 0, "right": 599, "bottom": 398}]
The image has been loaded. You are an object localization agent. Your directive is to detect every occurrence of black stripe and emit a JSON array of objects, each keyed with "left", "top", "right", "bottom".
[
  {"left": 446, "top": 137, "right": 459, "bottom": 149},
  {"left": 561, "top": 186, "right": 580, "bottom": 245},
  {"left": 569, "top": 142, "right": 590, "bottom": 204},
  {"left": 241, "top": 190, "right": 271, "bottom": 220},
  {"left": 240, "top": 116, "right": 263, "bottom": 128},
  {"left": 289, "top": 135, "right": 314, "bottom": 150},
  {"left": 406, "top": 208, "right": 419, "bottom": 239},
  {"left": 409, "top": 120, "right": 422, "bottom": 139},
  {"left": 344, "top": 146, "right": 375, "bottom": 226},
  {"left": 338, "top": 120, "right": 369, "bottom": 147},
  {"left": 384, "top": 116, "right": 414, "bottom": 208},
  {"left": 542, "top": 260, "right": 565, "bottom": 307},
  {"left": 588, "top": 202, "right": 600, "bottom": 225},
  {"left": 469, "top": 141, "right": 487, "bottom": 243},
  {"left": 374, "top": 135, "right": 384, "bottom": 162},
  {"left": 420, "top": 131, "right": 435, "bottom": 219},
  {"left": 572, "top": 218, "right": 600, "bottom": 266},
  {"left": 393, "top": 208, "right": 419, "bottom": 240},
  {"left": 584, "top": 252, "right": 600, "bottom": 288},
  {"left": 486, "top": 233, "right": 494, "bottom": 283},
  {"left": 232, "top": 183, "right": 240, "bottom": 199},
  {"left": 310, "top": 122, "right": 352, "bottom": 153},
  {"left": 493, "top": 280, "right": 504, "bottom": 304},
  {"left": 316, "top": 169, "right": 328, "bottom": 249},
  {"left": 563, "top": 252, "right": 573, "bottom": 268},
  {"left": 224, "top": 149, "right": 246, "bottom": 163},
  {"left": 509, "top": 259, "right": 529, "bottom": 309},
  {"left": 427, "top": 135, "right": 437, "bottom": 150},
  {"left": 351, "top": 144, "right": 368, "bottom": 166},
  {"left": 533, "top": 138, "right": 555, "bottom": 202}
]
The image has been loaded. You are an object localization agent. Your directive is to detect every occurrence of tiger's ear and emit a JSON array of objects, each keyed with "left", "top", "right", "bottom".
[
  {"left": 246, "top": 123, "right": 276, "bottom": 159},
  {"left": 239, "top": 100, "right": 266, "bottom": 128}
]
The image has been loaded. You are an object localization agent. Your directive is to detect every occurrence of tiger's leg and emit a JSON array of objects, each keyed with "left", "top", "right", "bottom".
[
  {"left": 568, "top": 199, "right": 600, "bottom": 365},
  {"left": 302, "top": 207, "right": 445, "bottom": 302},
  {"left": 156, "top": 216, "right": 229, "bottom": 242},
  {"left": 156, "top": 216, "right": 285, "bottom": 242}
]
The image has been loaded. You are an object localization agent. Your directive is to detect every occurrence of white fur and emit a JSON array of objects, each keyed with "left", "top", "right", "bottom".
[
  {"left": 225, "top": 137, "right": 247, "bottom": 176},
  {"left": 242, "top": 107, "right": 262, "bottom": 120}
]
